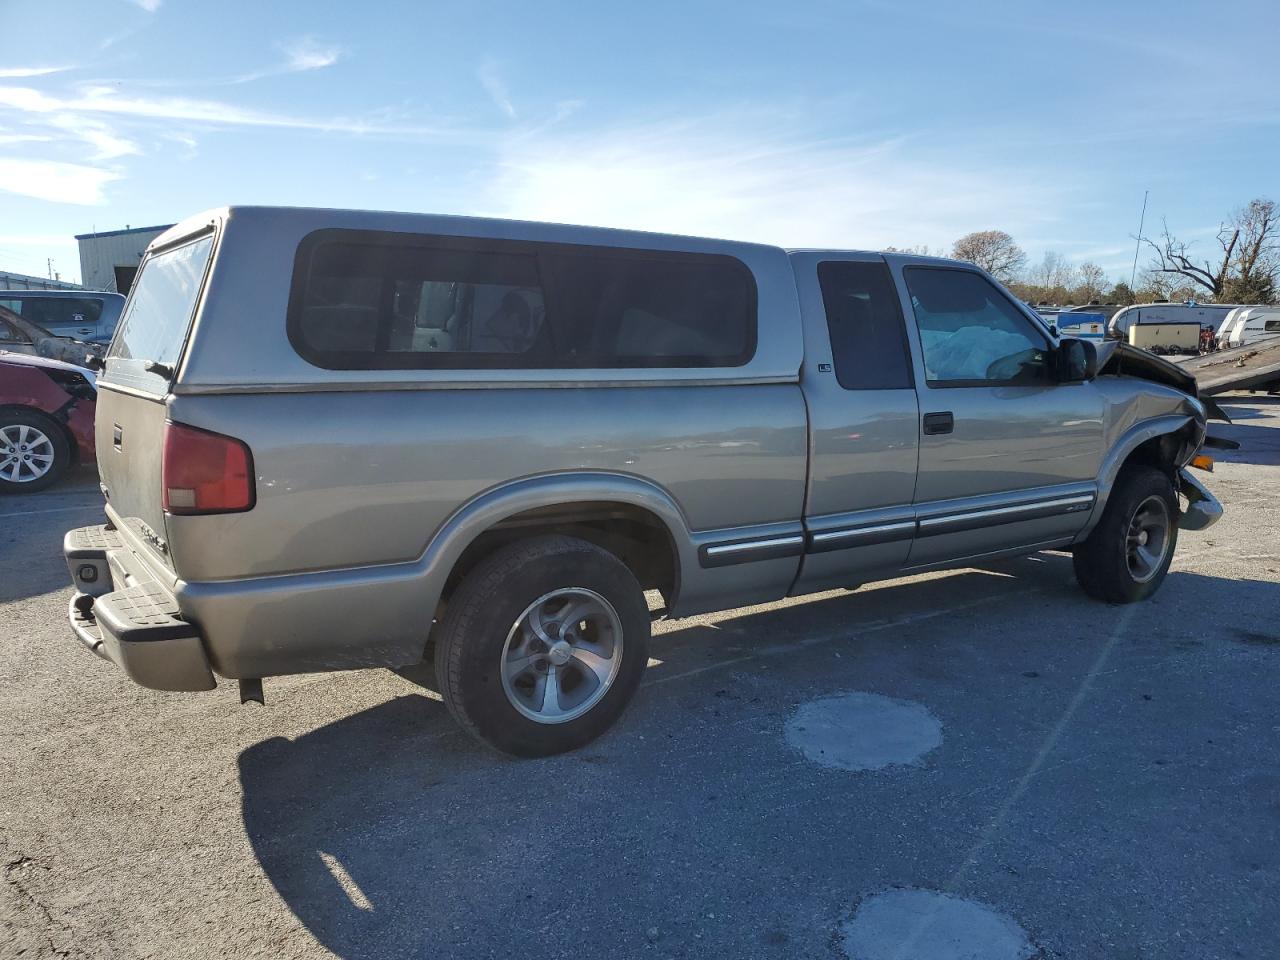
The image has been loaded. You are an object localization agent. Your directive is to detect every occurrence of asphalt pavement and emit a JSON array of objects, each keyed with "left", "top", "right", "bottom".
[{"left": 2, "top": 395, "right": 1279, "bottom": 960}]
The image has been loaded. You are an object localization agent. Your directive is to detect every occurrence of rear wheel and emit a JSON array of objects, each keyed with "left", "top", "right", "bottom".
[
  {"left": 434, "top": 535, "right": 650, "bottom": 757},
  {"left": 0, "top": 409, "right": 70, "bottom": 493},
  {"left": 1073, "top": 465, "right": 1178, "bottom": 603}
]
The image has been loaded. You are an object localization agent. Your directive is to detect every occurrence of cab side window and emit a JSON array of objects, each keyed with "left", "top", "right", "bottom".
[
  {"left": 817, "top": 260, "right": 913, "bottom": 389},
  {"left": 904, "top": 267, "right": 1049, "bottom": 386}
]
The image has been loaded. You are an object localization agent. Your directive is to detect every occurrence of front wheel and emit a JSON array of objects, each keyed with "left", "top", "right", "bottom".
[
  {"left": 434, "top": 535, "right": 650, "bottom": 757},
  {"left": 1072, "top": 465, "right": 1178, "bottom": 603}
]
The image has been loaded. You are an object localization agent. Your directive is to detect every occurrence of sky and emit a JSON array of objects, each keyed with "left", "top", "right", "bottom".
[{"left": 0, "top": 0, "right": 1277, "bottom": 285}]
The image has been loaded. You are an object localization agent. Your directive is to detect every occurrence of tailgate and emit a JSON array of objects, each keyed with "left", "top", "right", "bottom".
[
  {"left": 95, "top": 386, "right": 173, "bottom": 568},
  {"left": 96, "top": 232, "right": 216, "bottom": 570}
]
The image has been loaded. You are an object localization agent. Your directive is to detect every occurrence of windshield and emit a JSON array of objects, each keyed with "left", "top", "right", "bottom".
[{"left": 105, "top": 234, "right": 214, "bottom": 394}]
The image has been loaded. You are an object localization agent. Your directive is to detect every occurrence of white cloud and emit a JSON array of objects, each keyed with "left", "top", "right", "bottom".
[
  {"left": 481, "top": 119, "right": 1062, "bottom": 252},
  {"left": 478, "top": 58, "right": 516, "bottom": 119},
  {"left": 0, "top": 66, "right": 70, "bottom": 79},
  {"left": 129, "top": 0, "right": 162, "bottom": 11},
  {"left": 282, "top": 36, "right": 343, "bottom": 73},
  {"left": 47, "top": 114, "right": 140, "bottom": 160},
  {"left": 230, "top": 36, "right": 344, "bottom": 84},
  {"left": 0, "top": 84, "right": 339, "bottom": 130},
  {"left": 0, "top": 157, "right": 118, "bottom": 204},
  {"left": 0, "top": 84, "right": 470, "bottom": 139}
]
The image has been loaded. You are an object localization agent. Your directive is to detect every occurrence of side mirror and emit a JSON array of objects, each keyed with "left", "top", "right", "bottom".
[{"left": 1054, "top": 337, "right": 1097, "bottom": 383}]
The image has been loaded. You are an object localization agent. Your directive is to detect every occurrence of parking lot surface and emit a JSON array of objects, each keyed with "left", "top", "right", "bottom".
[{"left": 3, "top": 396, "right": 1279, "bottom": 960}]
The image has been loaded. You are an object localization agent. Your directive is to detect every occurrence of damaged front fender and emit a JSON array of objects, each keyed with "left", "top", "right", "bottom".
[{"left": 1096, "top": 341, "right": 1230, "bottom": 422}]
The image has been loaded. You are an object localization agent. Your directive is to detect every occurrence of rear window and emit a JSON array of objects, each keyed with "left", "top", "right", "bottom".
[
  {"left": 105, "top": 234, "right": 214, "bottom": 393},
  {"left": 8, "top": 297, "right": 103, "bottom": 328},
  {"left": 288, "top": 229, "right": 757, "bottom": 369}
]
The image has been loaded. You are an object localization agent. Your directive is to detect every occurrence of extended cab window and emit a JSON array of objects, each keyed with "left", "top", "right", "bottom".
[
  {"left": 817, "top": 260, "right": 913, "bottom": 389},
  {"left": 904, "top": 267, "right": 1049, "bottom": 386},
  {"left": 289, "top": 230, "right": 756, "bottom": 369}
]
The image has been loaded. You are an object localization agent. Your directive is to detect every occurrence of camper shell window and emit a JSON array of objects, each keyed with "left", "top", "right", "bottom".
[{"left": 287, "top": 229, "right": 758, "bottom": 370}]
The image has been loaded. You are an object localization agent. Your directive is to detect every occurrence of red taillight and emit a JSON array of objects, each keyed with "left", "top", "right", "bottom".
[{"left": 162, "top": 421, "right": 255, "bottom": 515}]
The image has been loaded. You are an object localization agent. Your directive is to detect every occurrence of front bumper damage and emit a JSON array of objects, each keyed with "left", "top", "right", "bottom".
[{"left": 1177, "top": 468, "right": 1223, "bottom": 531}]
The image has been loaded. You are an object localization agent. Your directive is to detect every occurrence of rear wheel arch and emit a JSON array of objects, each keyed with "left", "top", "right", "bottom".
[
  {"left": 443, "top": 500, "right": 680, "bottom": 610},
  {"left": 424, "top": 474, "right": 692, "bottom": 625}
]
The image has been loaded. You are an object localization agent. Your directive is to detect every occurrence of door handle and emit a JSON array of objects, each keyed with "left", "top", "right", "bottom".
[{"left": 922, "top": 411, "right": 954, "bottom": 435}]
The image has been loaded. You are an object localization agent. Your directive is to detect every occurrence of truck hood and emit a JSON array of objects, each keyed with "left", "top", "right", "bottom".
[{"left": 1096, "top": 341, "right": 1229, "bottom": 422}]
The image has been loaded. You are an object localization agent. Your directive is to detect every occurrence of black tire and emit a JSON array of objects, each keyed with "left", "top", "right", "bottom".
[
  {"left": 434, "top": 535, "right": 650, "bottom": 757},
  {"left": 1072, "top": 465, "right": 1178, "bottom": 603},
  {"left": 0, "top": 408, "right": 71, "bottom": 494}
]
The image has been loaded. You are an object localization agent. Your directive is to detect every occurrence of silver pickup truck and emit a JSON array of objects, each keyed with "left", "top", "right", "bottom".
[{"left": 63, "top": 206, "right": 1223, "bottom": 756}]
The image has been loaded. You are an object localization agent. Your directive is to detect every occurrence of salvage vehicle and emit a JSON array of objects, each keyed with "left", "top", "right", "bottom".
[
  {"left": 1, "top": 305, "right": 105, "bottom": 366},
  {"left": 63, "top": 207, "right": 1224, "bottom": 756},
  {"left": 0, "top": 352, "right": 96, "bottom": 492}
]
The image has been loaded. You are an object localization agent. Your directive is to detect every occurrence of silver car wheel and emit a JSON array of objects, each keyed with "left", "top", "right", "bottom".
[
  {"left": 500, "top": 587, "right": 624, "bottom": 725},
  {"left": 1126, "top": 494, "right": 1171, "bottom": 583},
  {"left": 0, "top": 423, "right": 56, "bottom": 483}
]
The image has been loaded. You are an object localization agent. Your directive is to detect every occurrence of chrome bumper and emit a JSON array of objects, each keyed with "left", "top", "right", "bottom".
[{"left": 1178, "top": 469, "right": 1223, "bottom": 531}]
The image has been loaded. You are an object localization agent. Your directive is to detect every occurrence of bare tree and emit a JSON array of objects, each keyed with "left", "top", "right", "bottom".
[
  {"left": 951, "top": 230, "right": 1027, "bottom": 282},
  {"left": 1143, "top": 198, "right": 1278, "bottom": 303},
  {"left": 1029, "top": 251, "right": 1078, "bottom": 292},
  {"left": 883, "top": 244, "right": 941, "bottom": 257},
  {"left": 1077, "top": 262, "right": 1107, "bottom": 301}
]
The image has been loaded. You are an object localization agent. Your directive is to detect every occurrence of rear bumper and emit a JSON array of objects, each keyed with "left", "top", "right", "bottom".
[{"left": 64, "top": 525, "right": 215, "bottom": 692}]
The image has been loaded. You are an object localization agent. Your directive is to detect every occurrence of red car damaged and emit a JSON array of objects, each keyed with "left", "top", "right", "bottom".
[{"left": 0, "top": 351, "right": 96, "bottom": 493}]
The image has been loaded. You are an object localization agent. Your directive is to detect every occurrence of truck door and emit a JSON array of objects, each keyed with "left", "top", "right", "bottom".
[
  {"left": 791, "top": 254, "right": 920, "bottom": 594},
  {"left": 887, "top": 260, "right": 1105, "bottom": 568}
]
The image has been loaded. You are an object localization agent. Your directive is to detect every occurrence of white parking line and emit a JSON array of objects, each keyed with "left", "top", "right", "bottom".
[
  {"left": 644, "top": 589, "right": 1033, "bottom": 687},
  {"left": 942, "top": 602, "right": 1139, "bottom": 892},
  {"left": 0, "top": 503, "right": 102, "bottom": 519},
  {"left": 317, "top": 851, "right": 374, "bottom": 911}
]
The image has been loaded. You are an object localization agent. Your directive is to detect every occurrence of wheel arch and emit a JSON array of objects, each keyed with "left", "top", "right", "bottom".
[
  {"left": 423, "top": 472, "right": 692, "bottom": 622},
  {"left": 1075, "top": 413, "right": 1199, "bottom": 541}
]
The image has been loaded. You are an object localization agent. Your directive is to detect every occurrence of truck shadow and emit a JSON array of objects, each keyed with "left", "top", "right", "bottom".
[{"left": 238, "top": 555, "right": 1280, "bottom": 959}]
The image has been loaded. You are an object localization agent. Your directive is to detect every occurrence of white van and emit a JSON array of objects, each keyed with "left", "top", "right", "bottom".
[{"left": 1109, "top": 302, "right": 1238, "bottom": 340}]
